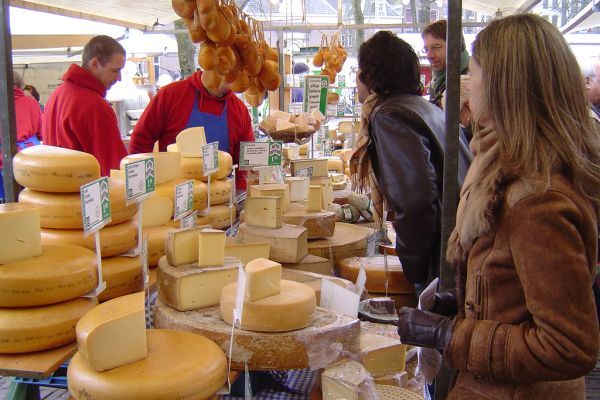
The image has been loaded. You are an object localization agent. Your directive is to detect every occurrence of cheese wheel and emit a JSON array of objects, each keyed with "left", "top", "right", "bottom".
[
  {"left": 339, "top": 256, "right": 414, "bottom": 294},
  {"left": 0, "top": 297, "right": 98, "bottom": 353},
  {"left": 120, "top": 152, "right": 181, "bottom": 185},
  {"left": 68, "top": 329, "right": 228, "bottom": 400},
  {"left": 0, "top": 203, "right": 42, "bottom": 264},
  {"left": 98, "top": 256, "right": 144, "bottom": 302},
  {"left": 197, "top": 204, "right": 236, "bottom": 229},
  {"left": 209, "top": 178, "right": 232, "bottom": 205},
  {"left": 143, "top": 225, "right": 177, "bottom": 267},
  {"left": 220, "top": 280, "right": 316, "bottom": 332},
  {"left": 178, "top": 151, "right": 233, "bottom": 181},
  {"left": 154, "top": 179, "right": 208, "bottom": 214},
  {"left": 13, "top": 145, "right": 100, "bottom": 193},
  {"left": 41, "top": 220, "right": 138, "bottom": 258},
  {"left": 0, "top": 244, "right": 98, "bottom": 307},
  {"left": 141, "top": 196, "right": 173, "bottom": 228},
  {"left": 19, "top": 178, "right": 138, "bottom": 229}
]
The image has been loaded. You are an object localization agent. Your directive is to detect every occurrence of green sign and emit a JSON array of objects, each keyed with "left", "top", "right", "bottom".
[
  {"left": 303, "top": 75, "right": 329, "bottom": 115},
  {"left": 239, "top": 141, "right": 283, "bottom": 169},
  {"left": 124, "top": 158, "right": 155, "bottom": 205},
  {"left": 81, "top": 177, "right": 112, "bottom": 236}
]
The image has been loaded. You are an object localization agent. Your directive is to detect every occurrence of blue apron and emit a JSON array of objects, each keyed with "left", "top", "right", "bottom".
[
  {"left": 184, "top": 89, "right": 230, "bottom": 153},
  {"left": 0, "top": 135, "right": 41, "bottom": 201}
]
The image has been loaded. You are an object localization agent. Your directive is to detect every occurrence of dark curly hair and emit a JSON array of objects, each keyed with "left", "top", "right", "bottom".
[{"left": 358, "top": 31, "right": 422, "bottom": 97}]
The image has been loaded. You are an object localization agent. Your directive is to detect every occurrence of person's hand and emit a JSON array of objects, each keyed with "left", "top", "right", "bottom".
[
  {"left": 430, "top": 291, "right": 458, "bottom": 317},
  {"left": 396, "top": 307, "right": 454, "bottom": 350}
]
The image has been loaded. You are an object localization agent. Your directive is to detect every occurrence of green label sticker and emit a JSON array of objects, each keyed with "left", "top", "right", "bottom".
[{"left": 81, "top": 177, "right": 112, "bottom": 236}]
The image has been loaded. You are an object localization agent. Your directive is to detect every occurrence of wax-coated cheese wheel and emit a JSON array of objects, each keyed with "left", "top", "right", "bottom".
[
  {"left": 178, "top": 151, "right": 233, "bottom": 181},
  {"left": 13, "top": 145, "right": 100, "bottom": 193},
  {"left": 210, "top": 178, "right": 232, "bottom": 205},
  {"left": 141, "top": 196, "right": 173, "bottom": 228},
  {"left": 68, "top": 329, "right": 227, "bottom": 400},
  {"left": 154, "top": 178, "right": 208, "bottom": 214},
  {"left": 19, "top": 178, "right": 138, "bottom": 229},
  {"left": 0, "top": 203, "right": 42, "bottom": 264},
  {"left": 338, "top": 256, "right": 414, "bottom": 294},
  {"left": 0, "top": 297, "right": 98, "bottom": 353},
  {"left": 220, "top": 280, "right": 316, "bottom": 332},
  {"left": 41, "top": 220, "right": 138, "bottom": 258},
  {"left": 143, "top": 225, "right": 177, "bottom": 267},
  {"left": 196, "top": 204, "right": 236, "bottom": 230},
  {"left": 98, "top": 256, "right": 144, "bottom": 302},
  {"left": 120, "top": 152, "right": 181, "bottom": 185},
  {"left": 0, "top": 244, "right": 98, "bottom": 307}
]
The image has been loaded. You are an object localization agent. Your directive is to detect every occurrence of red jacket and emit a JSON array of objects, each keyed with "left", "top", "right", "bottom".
[
  {"left": 14, "top": 87, "right": 42, "bottom": 142},
  {"left": 129, "top": 71, "right": 254, "bottom": 188},
  {"left": 43, "top": 64, "right": 128, "bottom": 176}
]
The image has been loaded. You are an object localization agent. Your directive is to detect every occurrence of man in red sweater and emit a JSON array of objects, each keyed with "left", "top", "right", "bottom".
[
  {"left": 43, "top": 35, "right": 128, "bottom": 176},
  {"left": 129, "top": 71, "right": 254, "bottom": 188}
]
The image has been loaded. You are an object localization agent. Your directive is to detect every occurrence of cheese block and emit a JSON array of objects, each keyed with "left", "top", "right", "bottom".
[
  {"left": 282, "top": 210, "right": 335, "bottom": 239},
  {"left": 98, "top": 256, "right": 144, "bottom": 302},
  {"left": 209, "top": 178, "right": 232, "bottom": 205},
  {"left": 307, "top": 185, "right": 323, "bottom": 212},
  {"left": 19, "top": 178, "right": 139, "bottom": 229},
  {"left": 220, "top": 280, "right": 316, "bottom": 332},
  {"left": 198, "top": 229, "right": 226, "bottom": 267},
  {"left": 120, "top": 152, "right": 181, "bottom": 185},
  {"left": 322, "top": 360, "right": 373, "bottom": 400},
  {"left": 196, "top": 204, "right": 235, "bottom": 229},
  {"left": 249, "top": 183, "right": 290, "bottom": 211},
  {"left": 311, "top": 108, "right": 326, "bottom": 123},
  {"left": 281, "top": 268, "right": 353, "bottom": 305},
  {"left": 158, "top": 257, "right": 238, "bottom": 311},
  {"left": 245, "top": 196, "right": 282, "bottom": 229},
  {"left": 272, "top": 110, "right": 292, "bottom": 122},
  {"left": 166, "top": 143, "right": 178, "bottom": 153},
  {"left": 282, "top": 254, "right": 334, "bottom": 275},
  {"left": 238, "top": 223, "right": 307, "bottom": 263},
  {"left": 275, "top": 119, "right": 298, "bottom": 132},
  {"left": 176, "top": 126, "right": 207, "bottom": 157},
  {"left": 41, "top": 220, "right": 138, "bottom": 258},
  {"left": 245, "top": 258, "right": 281, "bottom": 301},
  {"left": 13, "top": 145, "right": 100, "bottom": 193},
  {"left": 142, "top": 196, "right": 173, "bottom": 228},
  {"left": 283, "top": 146, "right": 300, "bottom": 161},
  {"left": 154, "top": 178, "right": 208, "bottom": 214},
  {"left": 178, "top": 152, "right": 233, "bottom": 182},
  {"left": 375, "top": 385, "right": 423, "bottom": 400},
  {"left": 68, "top": 329, "right": 227, "bottom": 400},
  {"left": 326, "top": 156, "right": 343, "bottom": 172},
  {"left": 224, "top": 242, "right": 270, "bottom": 265},
  {"left": 0, "top": 244, "right": 98, "bottom": 307},
  {"left": 0, "top": 203, "right": 42, "bottom": 264},
  {"left": 291, "top": 158, "right": 329, "bottom": 178},
  {"left": 310, "top": 177, "right": 334, "bottom": 209},
  {"left": 360, "top": 333, "right": 407, "bottom": 377},
  {"left": 76, "top": 292, "right": 147, "bottom": 371},
  {"left": 339, "top": 257, "right": 415, "bottom": 294},
  {"left": 285, "top": 176, "right": 309, "bottom": 201},
  {"left": 165, "top": 226, "right": 206, "bottom": 266},
  {"left": 143, "top": 225, "right": 178, "bottom": 267},
  {"left": 0, "top": 297, "right": 98, "bottom": 353}
]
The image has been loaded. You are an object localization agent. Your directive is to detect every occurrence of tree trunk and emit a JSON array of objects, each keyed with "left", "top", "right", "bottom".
[
  {"left": 419, "top": 0, "right": 431, "bottom": 28},
  {"left": 174, "top": 19, "right": 196, "bottom": 79},
  {"left": 353, "top": 0, "right": 364, "bottom": 51},
  {"left": 410, "top": 0, "right": 418, "bottom": 32}
]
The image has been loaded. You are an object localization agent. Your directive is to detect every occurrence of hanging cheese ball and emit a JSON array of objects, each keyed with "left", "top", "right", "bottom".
[
  {"left": 203, "top": 69, "right": 226, "bottom": 92},
  {"left": 173, "top": 0, "right": 196, "bottom": 19},
  {"left": 198, "top": 42, "right": 218, "bottom": 70},
  {"left": 231, "top": 70, "right": 250, "bottom": 93},
  {"left": 196, "top": 0, "right": 216, "bottom": 14}
]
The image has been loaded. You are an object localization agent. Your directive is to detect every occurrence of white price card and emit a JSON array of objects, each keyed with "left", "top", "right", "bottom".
[
  {"left": 202, "top": 142, "right": 219, "bottom": 177},
  {"left": 124, "top": 158, "right": 155, "bottom": 205},
  {"left": 174, "top": 180, "right": 194, "bottom": 221},
  {"left": 234, "top": 262, "right": 246, "bottom": 326},
  {"left": 239, "top": 141, "right": 283, "bottom": 169},
  {"left": 320, "top": 278, "right": 360, "bottom": 318},
  {"left": 356, "top": 262, "right": 367, "bottom": 295},
  {"left": 81, "top": 177, "right": 112, "bottom": 237},
  {"left": 296, "top": 167, "right": 313, "bottom": 178},
  {"left": 366, "top": 232, "right": 378, "bottom": 257}
]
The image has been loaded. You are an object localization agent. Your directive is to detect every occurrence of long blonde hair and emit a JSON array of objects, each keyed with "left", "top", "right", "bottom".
[{"left": 472, "top": 14, "right": 600, "bottom": 207}]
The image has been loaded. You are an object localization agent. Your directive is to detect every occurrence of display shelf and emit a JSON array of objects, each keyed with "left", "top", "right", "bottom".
[{"left": 0, "top": 343, "right": 77, "bottom": 379}]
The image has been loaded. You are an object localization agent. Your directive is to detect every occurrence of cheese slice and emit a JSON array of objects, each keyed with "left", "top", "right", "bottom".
[
  {"left": 142, "top": 196, "right": 173, "bottom": 228},
  {"left": 0, "top": 244, "right": 98, "bottom": 307},
  {"left": 176, "top": 127, "right": 207, "bottom": 157},
  {"left": 120, "top": 152, "right": 181, "bottom": 185},
  {"left": 249, "top": 183, "right": 290, "bottom": 212},
  {"left": 165, "top": 226, "right": 206, "bottom": 266},
  {"left": 245, "top": 196, "right": 282, "bottom": 229},
  {"left": 291, "top": 158, "right": 329, "bottom": 178},
  {"left": 154, "top": 178, "right": 208, "bottom": 214},
  {"left": 275, "top": 119, "right": 298, "bottom": 132},
  {"left": 285, "top": 176, "right": 309, "bottom": 202},
  {"left": 76, "top": 292, "right": 147, "bottom": 371},
  {"left": 68, "top": 329, "right": 227, "bottom": 400},
  {"left": 283, "top": 146, "right": 300, "bottom": 161},
  {"left": 158, "top": 257, "right": 238, "bottom": 311},
  {"left": 0, "top": 203, "right": 42, "bottom": 264},
  {"left": 198, "top": 229, "right": 226, "bottom": 267},
  {"left": 178, "top": 151, "right": 233, "bottom": 182},
  {"left": 143, "top": 225, "right": 178, "bottom": 267},
  {"left": 98, "top": 256, "right": 144, "bottom": 302},
  {"left": 12, "top": 145, "right": 100, "bottom": 193},
  {"left": 360, "top": 333, "right": 407, "bottom": 377},
  {"left": 322, "top": 360, "right": 372, "bottom": 400},
  {"left": 307, "top": 185, "right": 322, "bottom": 212},
  {"left": 238, "top": 223, "right": 308, "bottom": 263},
  {"left": 224, "top": 242, "right": 270, "bottom": 265},
  {"left": 245, "top": 258, "right": 282, "bottom": 301}
]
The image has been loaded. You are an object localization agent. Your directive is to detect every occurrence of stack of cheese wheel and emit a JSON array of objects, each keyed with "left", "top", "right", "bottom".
[
  {"left": 16, "top": 146, "right": 142, "bottom": 303},
  {"left": 68, "top": 292, "right": 228, "bottom": 400}
]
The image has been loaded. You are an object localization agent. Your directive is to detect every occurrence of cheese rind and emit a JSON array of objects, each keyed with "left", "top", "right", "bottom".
[
  {"left": 0, "top": 203, "right": 42, "bottom": 264},
  {"left": 238, "top": 223, "right": 308, "bottom": 263},
  {"left": 209, "top": 178, "right": 232, "bottom": 205},
  {"left": 76, "top": 292, "right": 147, "bottom": 371},
  {"left": 224, "top": 242, "right": 271, "bottom": 265},
  {"left": 282, "top": 254, "right": 334, "bottom": 275},
  {"left": 165, "top": 226, "right": 205, "bottom": 266},
  {"left": 98, "top": 256, "right": 144, "bottom": 302},
  {"left": 120, "top": 152, "right": 181, "bottom": 185},
  {"left": 245, "top": 258, "right": 282, "bottom": 301},
  {"left": 142, "top": 196, "right": 173, "bottom": 228},
  {"left": 375, "top": 384, "right": 423, "bottom": 400},
  {"left": 310, "top": 177, "right": 334, "bottom": 209},
  {"left": 198, "top": 229, "right": 226, "bottom": 267},
  {"left": 245, "top": 196, "right": 282, "bottom": 229},
  {"left": 143, "top": 225, "right": 178, "bottom": 267}
]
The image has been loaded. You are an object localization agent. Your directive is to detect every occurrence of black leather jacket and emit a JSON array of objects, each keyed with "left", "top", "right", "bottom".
[{"left": 368, "top": 93, "right": 471, "bottom": 284}]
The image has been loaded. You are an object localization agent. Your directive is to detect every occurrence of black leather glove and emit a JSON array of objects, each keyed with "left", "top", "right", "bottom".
[
  {"left": 430, "top": 291, "right": 458, "bottom": 317},
  {"left": 396, "top": 307, "right": 454, "bottom": 350}
]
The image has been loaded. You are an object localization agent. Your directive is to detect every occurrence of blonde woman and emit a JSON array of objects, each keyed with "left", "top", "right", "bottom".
[{"left": 396, "top": 14, "right": 600, "bottom": 399}]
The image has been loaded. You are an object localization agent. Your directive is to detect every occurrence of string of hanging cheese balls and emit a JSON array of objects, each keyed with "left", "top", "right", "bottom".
[
  {"left": 172, "top": 0, "right": 281, "bottom": 107},
  {"left": 313, "top": 32, "right": 347, "bottom": 85}
]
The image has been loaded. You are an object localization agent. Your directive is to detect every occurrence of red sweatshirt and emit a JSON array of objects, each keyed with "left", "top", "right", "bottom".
[
  {"left": 129, "top": 71, "right": 254, "bottom": 188},
  {"left": 43, "top": 64, "right": 128, "bottom": 176}
]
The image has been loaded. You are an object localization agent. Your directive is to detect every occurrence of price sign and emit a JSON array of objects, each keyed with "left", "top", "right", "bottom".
[
  {"left": 181, "top": 210, "right": 198, "bottom": 229},
  {"left": 320, "top": 278, "right": 360, "bottom": 318},
  {"left": 366, "top": 232, "right": 378, "bottom": 257},
  {"left": 124, "top": 158, "right": 155, "bottom": 205},
  {"left": 303, "top": 75, "right": 329, "bottom": 115},
  {"left": 174, "top": 180, "right": 194, "bottom": 220},
  {"left": 81, "top": 178, "right": 111, "bottom": 237},
  {"left": 239, "top": 141, "right": 283, "bottom": 169},
  {"left": 202, "top": 142, "right": 219, "bottom": 177}
]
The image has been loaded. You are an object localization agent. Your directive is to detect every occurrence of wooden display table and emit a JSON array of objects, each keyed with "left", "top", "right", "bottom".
[{"left": 0, "top": 343, "right": 77, "bottom": 380}]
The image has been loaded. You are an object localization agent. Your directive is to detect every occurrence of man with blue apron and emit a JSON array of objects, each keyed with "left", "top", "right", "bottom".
[{"left": 184, "top": 89, "right": 230, "bottom": 153}]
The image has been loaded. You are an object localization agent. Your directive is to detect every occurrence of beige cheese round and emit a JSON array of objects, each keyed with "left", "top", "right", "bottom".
[
  {"left": 19, "top": 178, "right": 138, "bottom": 229},
  {"left": 143, "top": 225, "right": 177, "bottom": 267},
  {"left": 178, "top": 151, "right": 233, "bottom": 181},
  {"left": 68, "top": 329, "right": 228, "bottom": 400},
  {"left": 0, "top": 244, "right": 98, "bottom": 307},
  {"left": 220, "top": 280, "right": 316, "bottom": 332},
  {"left": 98, "top": 256, "right": 144, "bottom": 302},
  {"left": 41, "top": 220, "right": 138, "bottom": 258},
  {"left": 0, "top": 297, "right": 98, "bottom": 353},
  {"left": 210, "top": 178, "right": 232, "bottom": 205},
  {"left": 339, "top": 256, "right": 414, "bottom": 294},
  {"left": 154, "top": 178, "right": 209, "bottom": 214}
]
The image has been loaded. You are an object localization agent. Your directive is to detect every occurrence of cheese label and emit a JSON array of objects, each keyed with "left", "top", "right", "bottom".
[
  {"left": 367, "top": 232, "right": 378, "bottom": 257},
  {"left": 239, "top": 141, "right": 283, "bottom": 169},
  {"left": 124, "top": 158, "right": 155, "bottom": 205},
  {"left": 81, "top": 177, "right": 111, "bottom": 237},
  {"left": 181, "top": 210, "right": 198, "bottom": 229},
  {"left": 202, "top": 142, "right": 219, "bottom": 177},
  {"left": 296, "top": 167, "right": 313, "bottom": 177},
  {"left": 174, "top": 180, "right": 194, "bottom": 221}
]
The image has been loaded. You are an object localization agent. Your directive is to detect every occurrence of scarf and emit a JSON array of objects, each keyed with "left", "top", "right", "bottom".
[
  {"left": 349, "top": 93, "right": 385, "bottom": 230},
  {"left": 431, "top": 49, "right": 471, "bottom": 103}
]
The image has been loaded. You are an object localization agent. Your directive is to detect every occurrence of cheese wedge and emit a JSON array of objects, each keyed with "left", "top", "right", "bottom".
[
  {"left": 176, "top": 127, "right": 207, "bottom": 157},
  {"left": 245, "top": 258, "right": 282, "bottom": 301}
]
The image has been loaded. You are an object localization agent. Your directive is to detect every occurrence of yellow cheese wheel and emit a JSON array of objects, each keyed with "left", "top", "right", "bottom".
[
  {"left": 68, "top": 329, "right": 227, "bottom": 400},
  {"left": 197, "top": 204, "right": 236, "bottom": 229},
  {"left": 0, "top": 297, "right": 98, "bottom": 353},
  {"left": 98, "top": 256, "right": 144, "bottom": 302},
  {"left": 120, "top": 152, "right": 181, "bottom": 185},
  {"left": 178, "top": 151, "right": 233, "bottom": 181},
  {"left": 339, "top": 256, "right": 415, "bottom": 294},
  {"left": 0, "top": 244, "right": 98, "bottom": 307},
  {"left": 210, "top": 178, "right": 232, "bottom": 205},
  {"left": 13, "top": 145, "right": 100, "bottom": 193},
  {"left": 154, "top": 179, "right": 208, "bottom": 214},
  {"left": 143, "top": 225, "right": 177, "bottom": 267},
  {"left": 40, "top": 220, "right": 138, "bottom": 258},
  {"left": 220, "top": 280, "right": 316, "bottom": 332},
  {"left": 19, "top": 178, "right": 138, "bottom": 229}
]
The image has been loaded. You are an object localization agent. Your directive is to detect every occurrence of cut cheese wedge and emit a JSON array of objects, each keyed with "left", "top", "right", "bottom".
[
  {"left": 0, "top": 244, "right": 98, "bottom": 307},
  {"left": 275, "top": 119, "right": 298, "bottom": 132},
  {"left": 245, "top": 258, "right": 282, "bottom": 301},
  {"left": 176, "top": 127, "right": 207, "bottom": 157},
  {"left": 0, "top": 297, "right": 98, "bottom": 353},
  {"left": 12, "top": 145, "right": 100, "bottom": 193},
  {"left": 143, "top": 225, "right": 177, "bottom": 267},
  {"left": 120, "top": 152, "right": 181, "bottom": 185},
  {"left": 166, "top": 143, "right": 178, "bottom": 153},
  {"left": 322, "top": 360, "right": 373, "bottom": 400},
  {"left": 245, "top": 196, "right": 282, "bottom": 229},
  {"left": 360, "top": 333, "right": 407, "bottom": 377},
  {"left": 141, "top": 196, "right": 173, "bottom": 228},
  {"left": 154, "top": 179, "right": 208, "bottom": 214},
  {"left": 0, "top": 203, "right": 42, "bottom": 264},
  {"left": 68, "top": 329, "right": 227, "bottom": 400},
  {"left": 198, "top": 229, "right": 226, "bottom": 267},
  {"left": 291, "top": 158, "right": 328, "bottom": 178},
  {"left": 98, "top": 256, "right": 144, "bottom": 302},
  {"left": 249, "top": 183, "right": 290, "bottom": 211},
  {"left": 76, "top": 292, "right": 147, "bottom": 371},
  {"left": 165, "top": 226, "right": 205, "bottom": 266}
]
